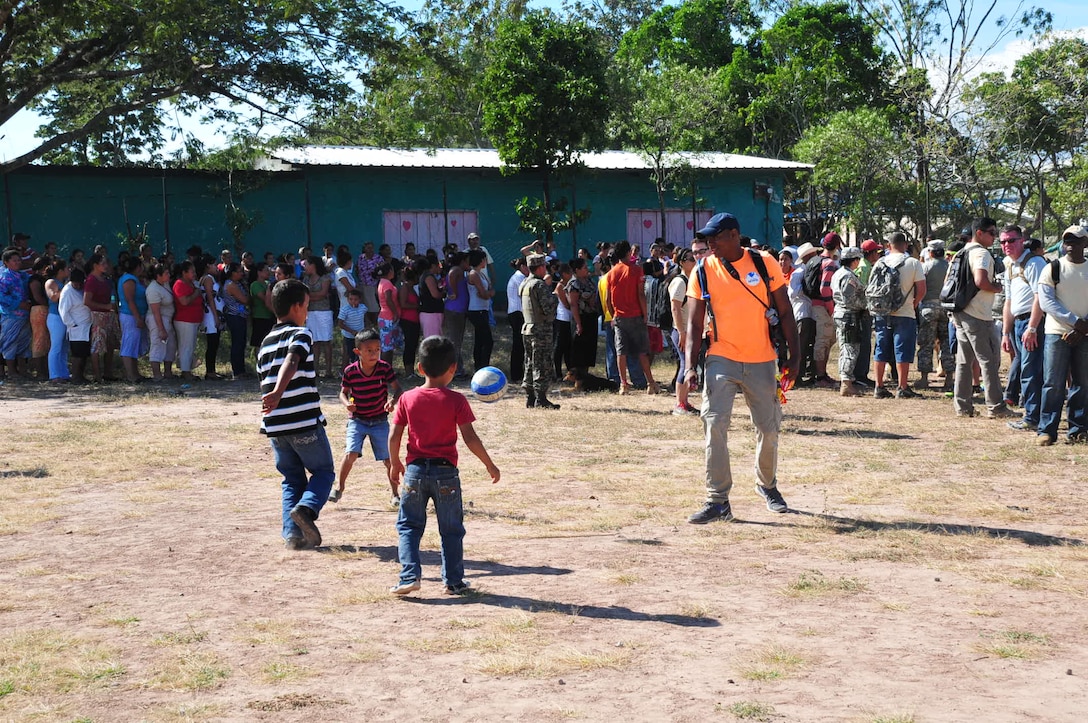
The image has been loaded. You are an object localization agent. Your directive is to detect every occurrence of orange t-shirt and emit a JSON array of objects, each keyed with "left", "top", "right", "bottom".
[
  {"left": 687, "top": 251, "right": 784, "bottom": 363},
  {"left": 605, "top": 261, "right": 644, "bottom": 318}
]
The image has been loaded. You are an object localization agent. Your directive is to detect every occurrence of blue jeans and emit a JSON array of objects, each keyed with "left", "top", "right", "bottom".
[
  {"left": 270, "top": 426, "right": 335, "bottom": 540},
  {"left": 224, "top": 314, "right": 247, "bottom": 375},
  {"left": 1012, "top": 317, "right": 1044, "bottom": 424},
  {"left": 396, "top": 461, "right": 465, "bottom": 586},
  {"left": 1039, "top": 334, "right": 1088, "bottom": 440}
]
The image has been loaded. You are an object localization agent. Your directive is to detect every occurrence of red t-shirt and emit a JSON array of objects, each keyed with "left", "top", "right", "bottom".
[
  {"left": 392, "top": 386, "right": 475, "bottom": 466},
  {"left": 84, "top": 273, "right": 113, "bottom": 307},
  {"left": 173, "top": 279, "right": 204, "bottom": 323},
  {"left": 606, "top": 261, "right": 644, "bottom": 318}
]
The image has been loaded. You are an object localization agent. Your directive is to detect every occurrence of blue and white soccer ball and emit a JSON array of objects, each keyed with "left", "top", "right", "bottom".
[{"left": 470, "top": 366, "right": 508, "bottom": 402}]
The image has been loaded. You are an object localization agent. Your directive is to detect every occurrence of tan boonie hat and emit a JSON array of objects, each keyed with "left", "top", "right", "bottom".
[{"left": 526, "top": 253, "right": 547, "bottom": 268}]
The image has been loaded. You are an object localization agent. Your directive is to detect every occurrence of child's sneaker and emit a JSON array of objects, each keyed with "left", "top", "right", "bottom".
[
  {"left": 390, "top": 494, "right": 401, "bottom": 508},
  {"left": 328, "top": 488, "right": 341, "bottom": 503},
  {"left": 390, "top": 579, "right": 421, "bottom": 595},
  {"left": 444, "top": 581, "right": 471, "bottom": 595}
]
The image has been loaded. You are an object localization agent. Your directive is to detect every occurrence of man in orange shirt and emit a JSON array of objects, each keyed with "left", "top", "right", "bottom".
[
  {"left": 684, "top": 213, "right": 800, "bottom": 524},
  {"left": 605, "top": 240, "right": 659, "bottom": 395}
]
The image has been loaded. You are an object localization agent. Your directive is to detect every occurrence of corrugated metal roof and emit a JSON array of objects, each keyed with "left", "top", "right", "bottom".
[{"left": 268, "top": 146, "right": 812, "bottom": 172}]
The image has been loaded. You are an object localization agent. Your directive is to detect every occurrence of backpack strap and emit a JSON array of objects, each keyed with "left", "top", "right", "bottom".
[
  {"left": 695, "top": 258, "right": 719, "bottom": 342},
  {"left": 1051, "top": 258, "right": 1061, "bottom": 285}
]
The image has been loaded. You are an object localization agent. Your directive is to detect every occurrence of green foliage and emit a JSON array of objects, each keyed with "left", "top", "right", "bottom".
[
  {"left": 3, "top": 0, "right": 408, "bottom": 171},
  {"left": 729, "top": 1, "right": 892, "bottom": 157},
  {"left": 794, "top": 107, "right": 913, "bottom": 238},
  {"left": 617, "top": 0, "right": 758, "bottom": 70},
  {"left": 515, "top": 196, "right": 591, "bottom": 242},
  {"left": 482, "top": 10, "right": 611, "bottom": 172}
]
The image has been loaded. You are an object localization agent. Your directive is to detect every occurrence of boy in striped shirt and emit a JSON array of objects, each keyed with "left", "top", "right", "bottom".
[
  {"left": 331, "top": 328, "right": 402, "bottom": 504},
  {"left": 259, "top": 278, "right": 335, "bottom": 551}
]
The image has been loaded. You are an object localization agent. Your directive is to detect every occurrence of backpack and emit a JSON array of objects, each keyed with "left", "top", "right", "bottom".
[
  {"left": 801, "top": 255, "right": 826, "bottom": 299},
  {"left": 648, "top": 274, "right": 673, "bottom": 330},
  {"left": 866, "top": 257, "right": 906, "bottom": 316},
  {"left": 939, "top": 248, "right": 979, "bottom": 312}
]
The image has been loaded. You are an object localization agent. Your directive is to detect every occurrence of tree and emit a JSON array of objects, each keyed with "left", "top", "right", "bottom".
[
  {"left": 962, "top": 37, "right": 1088, "bottom": 235},
  {"left": 613, "top": 63, "right": 728, "bottom": 243},
  {"left": 307, "top": 0, "right": 529, "bottom": 149},
  {"left": 481, "top": 10, "right": 611, "bottom": 244},
  {"left": 617, "top": 0, "right": 759, "bottom": 70},
  {"left": 1, "top": 0, "right": 407, "bottom": 171},
  {"left": 561, "top": 0, "right": 660, "bottom": 55},
  {"left": 726, "top": 2, "right": 892, "bottom": 158},
  {"left": 794, "top": 107, "right": 914, "bottom": 240},
  {"left": 851, "top": 0, "right": 1052, "bottom": 233}
]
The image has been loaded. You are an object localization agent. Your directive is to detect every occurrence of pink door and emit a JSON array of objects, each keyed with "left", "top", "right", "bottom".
[
  {"left": 626, "top": 209, "right": 713, "bottom": 249},
  {"left": 383, "top": 211, "right": 479, "bottom": 258}
]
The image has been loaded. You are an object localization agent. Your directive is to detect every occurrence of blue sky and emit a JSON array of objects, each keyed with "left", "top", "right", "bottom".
[{"left": 1, "top": 0, "right": 1085, "bottom": 164}]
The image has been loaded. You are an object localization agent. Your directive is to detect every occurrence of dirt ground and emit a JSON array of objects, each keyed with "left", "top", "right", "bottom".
[{"left": 1, "top": 371, "right": 1086, "bottom": 722}]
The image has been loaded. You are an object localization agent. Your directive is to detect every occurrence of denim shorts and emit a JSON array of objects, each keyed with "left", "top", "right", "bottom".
[
  {"left": 345, "top": 417, "right": 390, "bottom": 459},
  {"left": 874, "top": 315, "right": 918, "bottom": 364}
]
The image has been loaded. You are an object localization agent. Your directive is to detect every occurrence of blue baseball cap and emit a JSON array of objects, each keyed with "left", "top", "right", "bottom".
[{"left": 696, "top": 212, "right": 741, "bottom": 237}]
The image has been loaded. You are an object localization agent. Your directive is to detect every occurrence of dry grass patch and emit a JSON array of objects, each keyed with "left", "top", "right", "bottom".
[
  {"left": 147, "top": 650, "right": 230, "bottom": 691},
  {"left": 258, "top": 660, "right": 311, "bottom": 683},
  {"left": 975, "top": 630, "right": 1052, "bottom": 660},
  {"left": 0, "top": 629, "right": 125, "bottom": 698},
  {"left": 782, "top": 570, "right": 866, "bottom": 597},
  {"left": 478, "top": 647, "right": 632, "bottom": 677},
  {"left": 738, "top": 645, "right": 807, "bottom": 681},
  {"left": 722, "top": 700, "right": 776, "bottom": 720}
]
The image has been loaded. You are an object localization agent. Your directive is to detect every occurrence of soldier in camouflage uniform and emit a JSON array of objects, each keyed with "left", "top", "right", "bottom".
[
  {"left": 520, "top": 253, "right": 560, "bottom": 409},
  {"left": 916, "top": 240, "right": 954, "bottom": 390},
  {"left": 831, "top": 247, "right": 867, "bottom": 396}
]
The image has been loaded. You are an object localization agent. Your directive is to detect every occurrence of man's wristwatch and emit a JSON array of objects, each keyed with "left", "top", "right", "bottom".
[{"left": 1027, "top": 327, "right": 1037, "bottom": 334}]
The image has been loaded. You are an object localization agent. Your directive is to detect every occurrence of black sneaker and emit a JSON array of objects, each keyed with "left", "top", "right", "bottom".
[
  {"left": 755, "top": 484, "right": 788, "bottom": 513},
  {"left": 1007, "top": 420, "right": 1037, "bottom": 432},
  {"left": 896, "top": 386, "right": 921, "bottom": 399},
  {"left": 444, "top": 581, "right": 472, "bottom": 595},
  {"left": 289, "top": 504, "right": 322, "bottom": 548},
  {"left": 874, "top": 386, "right": 893, "bottom": 399},
  {"left": 687, "top": 502, "right": 733, "bottom": 525}
]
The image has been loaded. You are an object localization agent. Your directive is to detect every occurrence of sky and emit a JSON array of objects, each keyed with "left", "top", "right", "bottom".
[{"left": 1, "top": 0, "right": 1085, "bottom": 164}]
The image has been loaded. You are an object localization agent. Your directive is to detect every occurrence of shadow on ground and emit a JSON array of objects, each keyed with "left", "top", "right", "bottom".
[{"left": 793, "top": 510, "right": 1084, "bottom": 547}]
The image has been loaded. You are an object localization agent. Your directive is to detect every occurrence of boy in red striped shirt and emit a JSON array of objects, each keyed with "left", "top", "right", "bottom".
[{"left": 332, "top": 328, "right": 402, "bottom": 504}]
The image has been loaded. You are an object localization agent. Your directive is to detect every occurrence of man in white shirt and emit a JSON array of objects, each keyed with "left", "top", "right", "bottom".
[
  {"left": 1036, "top": 225, "right": 1088, "bottom": 445},
  {"left": 999, "top": 225, "right": 1048, "bottom": 432},
  {"left": 871, "top": 232, "right": 926, "bottom": 399},
  {"left": 952, "top": 218, "right": 1017, "bottom": 419}
]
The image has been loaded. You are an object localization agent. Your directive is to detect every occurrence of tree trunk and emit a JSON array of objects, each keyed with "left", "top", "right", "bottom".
[{"left": 542, "top": 169, "right": 553, "bottom": 245}]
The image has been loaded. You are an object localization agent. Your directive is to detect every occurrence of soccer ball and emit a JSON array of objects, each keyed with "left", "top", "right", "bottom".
[{"left": 470, "top": 366, "right": 508, "bottom": 402}]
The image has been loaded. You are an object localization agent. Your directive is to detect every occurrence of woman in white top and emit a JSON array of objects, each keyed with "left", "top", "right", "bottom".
[
  {"left": 465, "top": 248, "right": 495, "bottom": 371},
  {"left": 332, "top": 250, "right": 357, "bottom": 310},
  {"left": 58, "top": 267, "right": 93, "bottom": 384},
  {"left": 199, "top": 258, "right": 224, "bottom": 380},
  {"left": 552, "top": 262, "right": 574, "bottom": 380},
  {"left": 669, "top": 248, "right": 698, "bottom": 414},
  {"left": 145, "top": 263, "right": 177, "bottom": 380},
  {"left": 506, "top": 256, "right": 528, "bottom": 383}
]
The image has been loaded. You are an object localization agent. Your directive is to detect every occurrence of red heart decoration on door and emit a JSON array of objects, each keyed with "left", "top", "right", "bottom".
[
  {"left": 451, "top": 219, "right": 457, "bottom": 227},
  {"left": 402, "top": 220, "right": 412, "bottom": 231},
  {"left": 686, "top": 221, "right": 694, "bottom": 229},
  {"left": 643, "top": 219, "right": 653, "bottom": 229}
]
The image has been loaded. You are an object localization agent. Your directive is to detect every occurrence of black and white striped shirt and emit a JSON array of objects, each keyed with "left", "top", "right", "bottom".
[{"left": 258, "top": 323, "right": 326, "bottom": 436}]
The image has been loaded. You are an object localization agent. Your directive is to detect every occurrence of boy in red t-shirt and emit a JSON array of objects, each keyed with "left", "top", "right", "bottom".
[
  {"left": 332, "top": 328, "right": 402, "bottom": 504},
  {"left": 388, "top": 335, "right": 500, "bottom": 596}
]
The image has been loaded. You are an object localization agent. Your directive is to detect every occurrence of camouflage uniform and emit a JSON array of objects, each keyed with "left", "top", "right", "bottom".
[
  {"left": 831, "top": 265, "right": 866, "bottom": 382},
  {"left": 520, "top": 272, "right": 557, "bottom": 399},
  {"left": 917, "top": 257, "right": 953, "bottom": 376}
]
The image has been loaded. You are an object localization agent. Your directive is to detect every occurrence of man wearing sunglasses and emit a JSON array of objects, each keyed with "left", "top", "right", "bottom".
[
  {"left": 999, "top": 225, "right": 1048, "bottom": 432},
  {"left": 950, "top": 217, "right": 1017, "bottom": 419}
]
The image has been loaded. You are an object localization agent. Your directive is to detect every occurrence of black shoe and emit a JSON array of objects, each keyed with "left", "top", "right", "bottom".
[
  {"left": 874, "top": 386, "right": 893, "bottom": 399},
  {"left": 1068, "top": 432, "right": 1088, "bottom": 444},
  {"left": 1007, "top": 420, "right": 1037, "bottom": 432},
  {"left": 895, "top": 386, "right": 921, "bottom": 399},
  {"left": 526, "top": 390, "right": 536, "bottom": 408},
  {"left": 289, "top": 505, "right": 322, "bottom": 548},
  {"left": 687, "top": 501, "right": 733, "bottom": 525},
  {"left": 536, "top": 398, "right": 561, "bottom": 410},
  {"left": 755, "top": 484, "right": 788, "bottom": 513},
  {"left": 444, "top": 581, "right": 472, "bottom": 595},
  {"left": 284, "top": 536, "right": 311, "bottom": 551}
]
